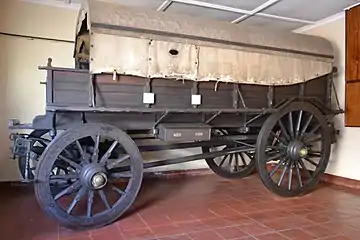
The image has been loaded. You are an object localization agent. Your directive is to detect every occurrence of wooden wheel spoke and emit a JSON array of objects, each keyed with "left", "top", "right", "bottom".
[
  {"left": 54, "top": 180, "right": 82, "bottom": 201},
  {"left": 243, "top": 152, "right": 254, "bottom": 160},
  {"left": 266, "top": 152, "right": 283, "bottom": 162},
  {"left": 295, "top": 162, "right": 303, "bottom": 188},
  {"left": 278, "top": 119, "right": 291, "bottom": 142},
  {"left": 75, "top": 140, "right": 89, "bottom": 164},
  {"left": 58, "top": 155, "right": 82, "bottom": 171},
  {"left": 269, "top": 157, "right": 287, "bottom": 177},
  {"left": 303, "top": 157, "right": 319, "bottom": 167},
  {"left": 299, "top": 114, "right": 313, "bottom": 138},
  {"left": 305, "top": 135, "right": 322, "bottom": 142},
  {"left": 277, "top": 161, "right": 289, "bottom": 187},
  {"left": 87, "top": 190, "right": 94, "bottom": 218},
  {"left": 67, "top": 186, "right": 87, "bottom": 214},
  {"left": 239, "top": 153, "right": 247, "bottom": 166},
  {"left": 99, "top": 189, "right": 111, "bottom": 210},
  {"left": 307, "top": 152, "right": 321, "bottom": 158},
  {"left": 106, "top": 154, "right": 130, "bottom": 170},
  {"left": 302, "top": 123, "right": 321, "bottom": 141},
  {"left": 111, "top": 185, "right": 125, "bottom": 196},
  {"left": 234, "top": 154, "right": 240, "bottom": 172},
  {"left": 109, "top": 171, "right": 133, "bottom": 179},
  {"left": 298, "top": 159, "right": 312, "bottom": 178},
  {"left": 228, "top": 154, "right": 234, "bottom": 172},
  {"left": 91, "top": 135, "right": 101, "bottom": 163},
  {"left": 295, "top": 110, "right": 303, "bottom": 139},
  {"left": 218, "top": 154, "right": 228, "bottom": 167},
  {"left": 266, "top": 145, "right": 283, "bottom": 151},
  {"left": 49, "top": 173, "right": 78, "bottom": 182},
  {"left": 270, "top": 131, "right": 288, "bottom": 145},
  {"left": 288, "top": 111, "right": 295, "bottom": 139},
  {"left": 99, "top": 141, "right": 119, "bottom": 164},
  {"left": 288, "top": 162, "right": 293, "bottom": 191}
]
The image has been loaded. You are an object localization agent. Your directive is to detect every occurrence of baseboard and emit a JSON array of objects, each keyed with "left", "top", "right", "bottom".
[
  {"left": 2, "top": 168, "right": 360, "bottom": 192},
  {"left": 144, "top": 168, "right": 212, "bottom": 179},
  {"left": 146, "top": 168, "right": 360, "bottom": 192},
  {"left": 320, "top": 173, "right": 360, "bottom": 190}
]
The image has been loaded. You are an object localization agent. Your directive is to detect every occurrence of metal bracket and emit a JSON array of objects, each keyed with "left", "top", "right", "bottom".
[
  {"left": 89, "top": 74, "right": 96, "bottom": 107},
  {"left": 144, "top": 79, "right": 154, "bottom": 107},
  {"left": 232, "top": 84, "right": 239, "bottom": 108},
  {"left": 299, "top": 82, "right": 305, "bottom": 97},
  {"left": 153, "top": 112, "right": 170, "bottom": 131},
  {"left": 236, "top": 85, "right": 247, "bottom": 109},
  {"left": 11, "top": 135, "right": 31, "bottom": 157},
  {"left": 267, "top": 85, "right": 274, "bottom": 108},
  {"left": 205, "top": 111, "right": 222, "bottom": 124}
]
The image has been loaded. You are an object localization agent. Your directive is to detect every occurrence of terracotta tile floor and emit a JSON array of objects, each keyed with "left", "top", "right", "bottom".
[{"left": 2, "top": 173, "right": 360, "bottom": 240}]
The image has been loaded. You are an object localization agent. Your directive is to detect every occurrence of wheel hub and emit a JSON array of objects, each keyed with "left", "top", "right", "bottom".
[
  {"left": 287, "top": 141, "right": 308, "bottom": 160},
  {"left": 91, "top": 172, "right": 107, "bottom": 188},
  {"left": 80, "top": 163, "right": 108, "bottom": 190}
]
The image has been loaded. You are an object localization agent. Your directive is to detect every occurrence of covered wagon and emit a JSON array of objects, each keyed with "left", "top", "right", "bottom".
[{"left": 9, "top": 0, "right": 343, "bottom": 230}]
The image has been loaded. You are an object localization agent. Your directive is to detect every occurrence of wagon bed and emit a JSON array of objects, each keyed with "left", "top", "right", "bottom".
[{"left": 9, "top": 0, "right": 343, "bottom": 231}]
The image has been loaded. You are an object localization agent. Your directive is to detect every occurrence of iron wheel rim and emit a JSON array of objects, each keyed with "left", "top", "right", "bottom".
[{"left": 34, "top": 123, "right": 143, "bottom": 229}]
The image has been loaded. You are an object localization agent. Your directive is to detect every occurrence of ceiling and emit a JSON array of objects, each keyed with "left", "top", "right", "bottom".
[{"left": 57, "top": 0, "right": 360, "bottom": 31}]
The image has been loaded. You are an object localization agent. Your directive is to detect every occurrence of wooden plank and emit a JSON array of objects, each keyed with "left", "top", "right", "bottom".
[
  {"left": 346, "top": 6, "right": 360, "bottom": 81},
  {"left": 345, "top": 81, "right": 360, "bottom": 127}
]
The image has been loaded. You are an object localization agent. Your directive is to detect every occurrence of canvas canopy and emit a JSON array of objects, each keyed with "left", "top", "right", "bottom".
[{"left": 75, "top": 0, "right": 335, "bottom": 86}]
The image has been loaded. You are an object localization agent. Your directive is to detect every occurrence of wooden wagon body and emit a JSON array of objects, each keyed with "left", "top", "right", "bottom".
[{"left": 8, "top": 0, "right": 343, "bottom": 230}]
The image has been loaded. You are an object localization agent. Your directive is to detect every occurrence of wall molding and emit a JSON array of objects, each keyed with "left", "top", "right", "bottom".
[
  {"left": 20, "top": 0, "right": 81, "bottom": 10},
  {"left": 293, "top": 11, "right": 345, "bottom": 33},
  {"left": 344, "top": 2, "right": 360, "bottom": 11}
]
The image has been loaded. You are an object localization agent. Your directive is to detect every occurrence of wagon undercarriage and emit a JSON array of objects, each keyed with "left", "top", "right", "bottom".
[{"left": 8, "top": 63, "right": 342, "bottom": 229}]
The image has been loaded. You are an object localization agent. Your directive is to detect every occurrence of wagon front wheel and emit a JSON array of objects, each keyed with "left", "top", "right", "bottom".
[
  {"left": 256, "top": 102, "right": 331, "bottom": 197},
  {"left": 34, "top": 123, "right": 143, "bottom": 230},
  {"left": 203, "top": 129, "right": 256, "bottom": 179}
]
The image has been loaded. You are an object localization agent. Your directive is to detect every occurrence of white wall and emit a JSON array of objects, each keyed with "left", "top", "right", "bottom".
[
  {"left": 296, "top": 12, "right": 360, "bottom": 181},
  {"left": 0, "top": 0, "right": 207, "bottom": 181},
  {"left": 0, "top": 0, "right": 80, "bottom": 181}
]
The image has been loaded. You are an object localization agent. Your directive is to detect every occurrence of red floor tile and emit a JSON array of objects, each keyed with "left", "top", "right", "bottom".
[
  {"left": 255, "top": 232, "right": 289, "bottom": 240},
  {"left": 215, "top": 226, "right": 249, "bottom": 239},
  {"left": 188, "top": 229, "right": 224, "bottom": 240},
  {"left": 3, "top": 174, "right": 360, "bottom": 240},
  {"left": 151, "top": 224, "right": 184, "bottom": 238},
  {"left": 239, "top": 222, "right": 274, "bottom": 236},
  {"left": 301, "top": 224, "right": 338, "bottom": 238},
  {"left": 176, "top": 220, "right": 207, "bottom": 232},
  {"left": 116, "top": 214, "right": 148, "bottom": 231},
  {"left": 279, "top": 228, "right": 317, "bottom": 240},
  {"left": 157, "top": 234, "right": 192, "bottom": 240},
  {"left": 121, "top": 227, "right": 155, "bottom": 240}
]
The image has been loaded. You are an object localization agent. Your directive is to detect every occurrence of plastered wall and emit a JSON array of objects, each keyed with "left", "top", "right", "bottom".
[
  {"left": 297, "top": 13, "right": 360, "bottom": 181},
  {"left": 0, "top": 0, "right": 79, "bottom": 181}
]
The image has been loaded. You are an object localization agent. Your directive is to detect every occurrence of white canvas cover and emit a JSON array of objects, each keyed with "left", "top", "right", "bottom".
[{"left": 75, "top": 0, "right": 335, "bottom": 86}]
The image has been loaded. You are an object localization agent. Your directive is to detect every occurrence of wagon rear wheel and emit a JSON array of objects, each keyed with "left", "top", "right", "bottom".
[
  {"left": 203, "top": 129, "right": 256, "bottom": 179},
  {"left": 18, "top": 130, "right": 50, "bottom": 180},
  {"left": 256, "top": 102, "right": 331, "bottom": 197},
  {"left": 34, "top": 123, "right": 143, "bottom": 230}
]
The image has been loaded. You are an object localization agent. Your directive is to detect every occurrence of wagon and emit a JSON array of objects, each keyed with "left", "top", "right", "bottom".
[{"left": 9, "top": 0, "right": 343, "bottom": 230}]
